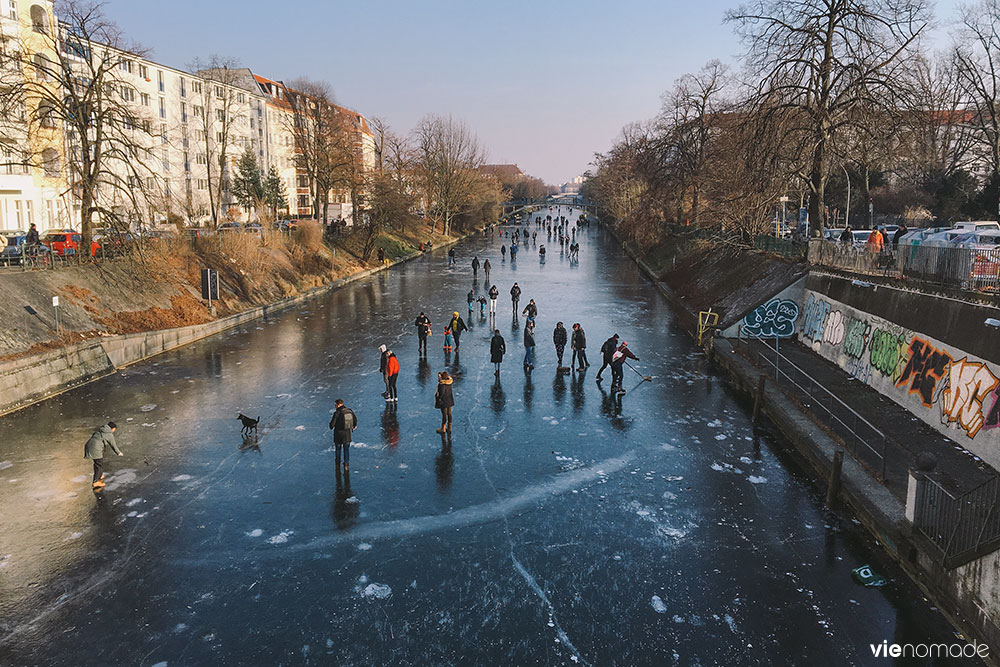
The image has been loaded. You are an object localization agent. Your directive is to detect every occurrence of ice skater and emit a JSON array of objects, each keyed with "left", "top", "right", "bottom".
[
  {"left": 449, "top": 311, "right": 468, "bottom": 349},
  {"left": 610, "top": 342, "right": 639, "bottom": 395},
  {"left": 510, "top": 282, "right": 521, "bottom": 313},
  {"left": 448, "top": 247, "right": 456, "bottom": 265},
  {"left": 386, "top": 350, "right": 399, "bottom": 402},
  {"left": 472, "top": 256, "right": 480, "bottom": 278},
  {"left": 84, "top": 421, "right": 122, "bottom": 489},
  {"left": 523, "top": 320, "right": 536, "bottom": 370},
  {"left": 483, "top": 258, "right": 491, "bottom": 283},
  {"left": 378, "top": 344, "right": 390, "bottom": 398},
  {"left": 521, "top": 299, "right": 538, "bottom": 325},
  {"left": 553, "top": 321, "right": 568, "bottom": 369},
  {"left": 488, "top": 284, "right": 499, "bottom": 316}
]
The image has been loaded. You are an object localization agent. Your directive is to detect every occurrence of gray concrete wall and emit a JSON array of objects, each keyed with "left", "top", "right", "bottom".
[{"left": 797, "top": 276, "right": 1000, "bottom": 471}]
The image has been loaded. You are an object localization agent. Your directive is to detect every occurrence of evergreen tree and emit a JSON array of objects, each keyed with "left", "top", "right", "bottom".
[
  {"left": 264, "top": 165, "right": 288, "bottom": 219},
  {"left": 232, "top": 147, "right": 264, "bottom": 214}
]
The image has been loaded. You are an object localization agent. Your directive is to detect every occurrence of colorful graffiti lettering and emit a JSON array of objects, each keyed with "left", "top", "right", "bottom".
[
  {"left": 802, "top": 294, "right": 830, "bottom": 342},
  {"left": 942, "top": 358, "right": 1000, "bottom": 438},
  {"left": 985, "top": 389, "right": 1000, "bottom": 432},
  {"left": 846, "top": 355, "right": 873, "bottom": 384},
  {"left": 868, "top": 328, "right": 907, "bottom": 380},
  {"left": 822, "top": 310, "right": 846, "bottom": 345},
  {"left": 743, "top": 298, "right": 800, "bottom": 338},
  {"left": 842, "top": 318, "right": 871, "bottom": 359},
  {"left": 897, "top": 338, "right": 952, "bottom": 408}
]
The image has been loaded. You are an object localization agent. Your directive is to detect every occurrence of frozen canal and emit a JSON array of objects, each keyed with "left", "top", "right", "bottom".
[{"left": 0, "top": 216, "right": 971, "bottom": 665}]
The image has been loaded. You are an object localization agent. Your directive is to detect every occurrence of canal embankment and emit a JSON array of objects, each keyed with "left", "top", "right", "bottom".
[{"left": 620, "top": 225, "right": 1000, "bottom": 662}]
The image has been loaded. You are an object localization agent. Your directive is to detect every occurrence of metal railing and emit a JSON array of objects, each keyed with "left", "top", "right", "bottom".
[
  {"left": 810, "top": 239, "right": 1000, "bottom": 292},
  {"left": 913, "top": 473, "right": 1000, "bottom": 568},
  {"left": 753, "top": 234, "right": 807, "bottom": 260},
  {"left": 741, "top": 332, "right": 889, "bottom": 481}
]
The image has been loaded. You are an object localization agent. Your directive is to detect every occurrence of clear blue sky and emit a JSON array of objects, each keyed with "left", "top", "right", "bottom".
[{"left": 105, "top": 0, "right": 962, "bottom": 185}]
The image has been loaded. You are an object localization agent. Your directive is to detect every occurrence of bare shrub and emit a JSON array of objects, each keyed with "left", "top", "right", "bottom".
[{"left": 292, "top": 220, "right": 324, "bottom": 251}]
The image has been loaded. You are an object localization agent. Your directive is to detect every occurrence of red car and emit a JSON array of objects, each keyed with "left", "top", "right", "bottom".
[{"left": 43, "top": 231, "right": 100, "bottom": 256}]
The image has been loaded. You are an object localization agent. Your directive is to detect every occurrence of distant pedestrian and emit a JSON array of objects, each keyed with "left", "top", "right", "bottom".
[
  {"left": 386, "top": 350, "right": 400, "bottom": 402},
  {"left": 510, "top": 282, "right": 521, "bottom": 312},
  {"left": 866, "top": 228, "right": 884, "bottom": 253},
  {"left": 378, "top": 344, "right": 390, "bottom": 398},
  {"left": 329, "top": 399, "right": 358, "bottom": 471},
  {"left": 523, "top": 321, "right": 536, "bottom": 370},
  {"left": 84, "top": 422, "right": 121, "bottom": 489},
  {"left": 510, "top": 243, "right": 517, "bottom": 260},
  {"left": 610, "top": 342, "right": 639, "bottom": 394},
  {"left": 596, "top": 334, "right": 620, "bottom": 382},
  {"left": 478, "top": 295, "right": 487, "bottom": 316},
  {"left": 435, "top": 371, "right": 455, "bottom": 434},
  {"left": 448, "top": 247, "right": 456, "bottom": 265},
  {"left": 893, "top": 224, "right": 908, "bottom": 249},
  {"left": 840, "top": 226, "right": 852, "bottom": 245},
  {"left": 472, "top": 256, "right": 480, "bottom": 277},
  {"left": 553, "top": 321, "right": 568, "bottom": 368},
  {"left": 467, "top": 288, "right": 475, "bottom": 315},
  {"left": 483, "top": 258, "right": 491, "bottom": 282},
  {"left": 377, "top": 247, "right": 386, "bottom": 265},
  {"left": 415, "top": 312, "right": 432, "bottom": 355},
  {"left": 491, "top": 329, "right": 506, "bottom": 376},
  {"left": 571, "top": 323, "right": 589, "bottom": 370},
  {"left": 488, "top": 284, "right": 499, "bottom": 315},
  {"left": 443, "top": 325, "right": 453, "bottom": 352},
  {"left": 501, "top": 245, "right": 507, "bottom": 260},
  {"left": 449, "top": 311, "right": 468, "bottom": 349}
]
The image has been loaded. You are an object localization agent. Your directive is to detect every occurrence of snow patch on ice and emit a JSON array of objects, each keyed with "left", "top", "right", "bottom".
[
  {"left": 173, "top": 623, "right": 188, "bottom": 633},
  {"left": 714, "top": 433, "right": 728, "bottom": 441},
  {"left": 345, "top": 496, "right": 360, "bottom": 504},
  {"left": 171, "top": 474, "right": 192, "bottom": 482},
  {"left": 267, "top": 530, "right": 294, "bottom": 544},
  {"left": 707, "top": 419, "right": 723, "bottom": 428},
  {"left": 140, "top": 404, "right": 157, "bottom": 412},
  {"left": 357, "top": 543, "right": 373, "bottom": 551},
  {"left": 739, "top": 456, "right": 753, "bottom": 465},
  {"left": 360, "top": 583, "right": 392, "bottom": 600},
  {"left": 398, "top": 463, "right": 408, "bottom": 469},
  {"left": 67, "top": 531, "right": 83, "bottom": 540},
  {"left": 651, "top": 595, "right": 667, "bottom": 613},
  {"left": 748, "top": 476, "right": 768, "bottom": 484},
  {"left": 294, "top": 425, "right": 306, "bottom": 431},
  {"left": 246, "top": 529, "right": 263, "bottom": 537},
  {"left": 0, "top": 461, "right": 12, "bottom": 470},
  {"left": 125, "top": 498, "right": 144, "bottom": 507},
  {"left": 104, "top": 469, "right": 137, "bottom": 491},
  {"left": 710, "top": 462, "right": 743, "bottom": 474}
]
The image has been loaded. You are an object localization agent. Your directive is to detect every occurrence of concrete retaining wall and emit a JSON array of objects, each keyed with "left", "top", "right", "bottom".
[{"left": 0, "top": 241, "right": 457, "bottom": 417}]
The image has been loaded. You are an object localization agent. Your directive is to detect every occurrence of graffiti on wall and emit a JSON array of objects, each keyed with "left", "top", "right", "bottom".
[
  {"left": 799, "top": 292, "right": 1000, "bottom": 441},
  {"left": 742, "top": 298, "right": 800, "bottom": 338}
]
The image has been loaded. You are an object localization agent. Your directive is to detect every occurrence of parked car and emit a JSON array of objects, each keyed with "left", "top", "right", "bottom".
[
  {"left": 42, "top": 230, "right": 83, "bottom": 256},
  {"left": 954, "top": 220, "right": 1000, "bottom": 233},
  {"left": 181, "top": 227, "right": 210, "bottom": 240},
  {"left": 851, "top": 230, "right": 872, "bottom": 247},
  {"left": 243, "top": 222, "right": 263, "bottom": 237},
  {"left": 217, "top": 222, "right": 242, "bottom": 234},
  {"left": 1, "top": 234, "right": 53, "bottom": 265}
]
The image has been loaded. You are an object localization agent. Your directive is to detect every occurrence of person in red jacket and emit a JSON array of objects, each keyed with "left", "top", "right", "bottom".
[{"left": 386, "top": 350, "right": 400, "bottom": 402}]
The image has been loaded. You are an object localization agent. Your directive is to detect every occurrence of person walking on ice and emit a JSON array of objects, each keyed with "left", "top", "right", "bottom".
[
  {"left": 596, "top": 334, "right": 619, "bottom": 383},
  {"left": 415, "top": 312, "right": 431, "bottom": 355},
  {"left": 510, "top": 282, "right": 521, "bottom": 313},
  {"left": 523, "top": 320, "right": 536, "bottom": 371},
  {"left": 435, "top": 371, "right": 455, "bottom": 434},
  {"left": 472, "top": 256, "right": 480, "bottom": 278},
  {"left": 571, "top": 323, "right": 589, "bottom": 370},
  {"left": 488, "top": 285, "right": 499, "bottom": 316},
  {"left": 449, "top": 311, "right": 468, "bottom": 349},
  {"left": 483, "top": 258, "right": 491, "bottom": 283},
  {"left": 491, "top": 329, "right": 506, "bottom": 376},
  {"left": 329, "top": 399, "right": 358, "bottom": 471},
  {"left": 385, "top": 350, "right": 400, "bottom": 402},
  {"left": 84, "top": 422, "right": 122, "bottom": 489},
  {"left": 553, "top": 321, "right": 568, "bottom": 369}
]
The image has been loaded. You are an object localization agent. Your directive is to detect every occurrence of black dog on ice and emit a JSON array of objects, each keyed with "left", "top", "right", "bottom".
[{"left": 238, "top": 413, "right": 260, "bottom": 436}]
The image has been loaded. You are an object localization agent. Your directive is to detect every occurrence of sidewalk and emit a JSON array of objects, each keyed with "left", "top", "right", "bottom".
[{"left": 736, "top": 337, "right": 997, "bottom": 501}]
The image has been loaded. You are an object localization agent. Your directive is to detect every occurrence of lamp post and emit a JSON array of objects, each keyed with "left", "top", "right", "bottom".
[{"left": 842, "top": 165, "right": 850, "bottom": 229}]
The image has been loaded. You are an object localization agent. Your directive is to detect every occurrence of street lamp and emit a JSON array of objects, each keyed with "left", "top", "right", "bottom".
[{"left": 842, "top": 164, "right": 850, "bottom": 229}]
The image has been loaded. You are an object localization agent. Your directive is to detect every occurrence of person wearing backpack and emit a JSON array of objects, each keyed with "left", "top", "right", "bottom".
[{"left": 329, "top": 399, "right": 358, "bottom": 471}]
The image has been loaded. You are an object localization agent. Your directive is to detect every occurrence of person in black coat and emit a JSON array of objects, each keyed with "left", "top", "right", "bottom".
[
  {"left": 414, "top": 312, "right": 431, "bottom": 355},
  {"left": 596, "top": 334, "right": 619, "bottom": 382},
  {"left": 510, "top": 283, "right": 521, "bottom": 312},
  {"left": 329, "top": 399, "right": 358, "bottom": 470},
  {"left": 435, "top": 372, "right": 455, "bottom": 433},
  {"left": 571, "top": 323, "right": 589, "bottom": 370},
  {"left": 552, "top": 322, "right": 568, "bottom": 368},
  {"left": 490, "top": 329, "right": 506, "bottom": 376}
]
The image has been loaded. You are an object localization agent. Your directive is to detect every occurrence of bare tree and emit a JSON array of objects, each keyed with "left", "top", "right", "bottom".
[
  {"left": 1, "top": 0, "right": 158, "bottom": 251},
  {"left": 190, "top": 56, "right": 246, "bottom": 228},
  {"left": 727, "top": 0, "right": 928, "bottom": 235},
  {"left": 954, "top": 0, "right": 1000, "bottom": 218},
  {"left": 413, "top": 115, "right": 487, "bottom": 235}
]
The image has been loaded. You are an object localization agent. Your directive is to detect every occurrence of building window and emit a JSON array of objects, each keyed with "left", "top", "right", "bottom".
[
  {"left": 180, "top": 77, "right": 186, "bottom": 97},
  {"left": 297, "top": 175, "right": 309, "bottom": 188},
  {"left": 216, "top": 131, "right": 224, "bottom": 143},
  {"left": 121, "top": 85, "right": 135, "bottom": 102},
  {"left": 196, "top": 153, "right": 207, "bottom": 165},
  {"left": 140, "top": 92, "right": 149, "bottom": 106},
  {"left": 237, "top": 93, "right": 244, "bottom": 104},
  {"left": 159, "top": 97, "right": 166, "bottom": 119},
  {"left": 25, "top": 200, "right": 33, "bottom": 226},
  {"left": 30, "top": 4, "right": 48, "bottom": 33},
  {"left": 197, "top": 179, "right": 207, "bottom": 190},
  {"left": 118, "top": 59, "right": 132, "bottom": 74},
  {"left": 184, "top": 152, "right": 190, "bottom": 172},
  {"left": 297, "top": 194, "right": 309, "bottom": 209},
  {"left": 181, "top": 102, "right": 187, "bottom": 123},
  {"left": 157, "top": 70, "right": 164, "bottom": 92},
  {"left": 192, "top": 81, "right": 202, "bottom": 94},
  {"left": 41, "top": 148, "right": 59, "bottom": 177},
  {"left": 214, "top": 86, "right": 224, "bottom": 98},
  {"left": 8, "top": 0, "right": 16, "bottom": 20},
  {"left": 38, "top": 99, "right": 57, "bottom": 128},
  {"left": 32, "top": 53, "right": 51, "bottom": 80},
  {"left": 139, "top": 64, "right": 148, "bottom": 79},
  {"left": 215, "top": 109, "right": 224, "bottom": 121}
]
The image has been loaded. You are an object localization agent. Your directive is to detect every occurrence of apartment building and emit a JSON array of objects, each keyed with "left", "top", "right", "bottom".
[{"left": 0, "top": 0, "right": 374, "bottom": 233}]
